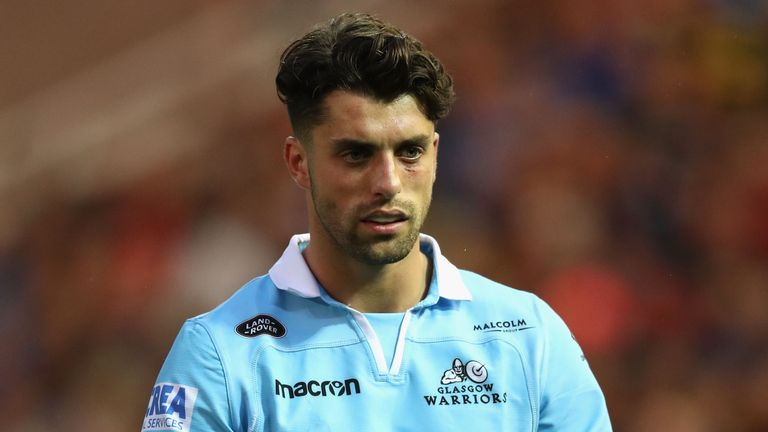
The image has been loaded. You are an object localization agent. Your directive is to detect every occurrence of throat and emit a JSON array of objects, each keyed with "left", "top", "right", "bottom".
[{"left": 305, "top": 245, "right": 432, "bottom": 313}]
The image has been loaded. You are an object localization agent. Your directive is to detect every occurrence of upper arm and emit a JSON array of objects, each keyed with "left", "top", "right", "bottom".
[
  {"left": 536, "top": 299, "right": 612, "bottom": 431},
  {"left": 141, "top": 320, "right": 236, "bottom": 432}
]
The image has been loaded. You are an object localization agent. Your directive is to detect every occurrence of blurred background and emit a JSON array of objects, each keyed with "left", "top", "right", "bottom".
[{"left": 1, "top": 0, "right": 767, "bottom": 430}]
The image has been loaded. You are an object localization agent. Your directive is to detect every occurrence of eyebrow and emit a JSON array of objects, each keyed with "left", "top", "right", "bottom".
[{"left": 330, "top": 134, "right": 432, "bottom": 151}]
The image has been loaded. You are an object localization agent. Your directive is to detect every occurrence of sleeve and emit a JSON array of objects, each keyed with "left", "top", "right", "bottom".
[
  {"left": 141, "top": 320, "right": 236, "bottom": 432},
  {"left": 535, "top": 298, "right": 612, "bottom": 431}
]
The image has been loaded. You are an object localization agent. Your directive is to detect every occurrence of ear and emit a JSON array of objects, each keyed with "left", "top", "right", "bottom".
[
  {"left": 432, "top": 132, "right": 440, "bottom": 183},
  {"left": 284, "top": 136, "right": 311, "bottom": 190}
]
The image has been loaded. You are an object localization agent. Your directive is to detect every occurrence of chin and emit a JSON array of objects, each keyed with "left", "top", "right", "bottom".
[
  {"left": 351, "top": 236, "right": 417, "bottom": 265},
  {"left": 356, "top": 250, "right": 411, "bottom": 265}
]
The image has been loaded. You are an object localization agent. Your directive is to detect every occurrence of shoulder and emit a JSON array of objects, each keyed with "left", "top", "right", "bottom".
[
  {"left": 185, "top": 272, "right": 351, "bottom": 351},
  {"left": 458, "top": 270, "right": 542, "bottom": 310},
  {"left": 453, "top": 269, "right": 571, "bottom": 334},
  {"left": 187, "top": 273, "right": 283, "bottom": 338}
]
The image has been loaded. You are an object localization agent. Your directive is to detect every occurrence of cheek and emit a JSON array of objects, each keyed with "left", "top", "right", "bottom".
[
  {"left": 313, "top": 177, "right": 358, "bottom": 214},
  {"left": 407, "top": 167, "right": 436, "bottom": 191},
  {"left": 311, "top": 164, "right": 356, "bottom": 193}
]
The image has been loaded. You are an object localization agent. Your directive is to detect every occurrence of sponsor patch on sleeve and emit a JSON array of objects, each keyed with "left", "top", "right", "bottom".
[{"left": 142, "top": 382, "right": 198, "bottom": 432}]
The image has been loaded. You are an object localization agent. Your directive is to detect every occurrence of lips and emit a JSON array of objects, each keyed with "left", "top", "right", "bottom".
[
  {"left": 360, "top": 210, "right": 409, "bottom": 235},
  {"left": 361, "top": 210, "right": 408, "bottom": 224}
]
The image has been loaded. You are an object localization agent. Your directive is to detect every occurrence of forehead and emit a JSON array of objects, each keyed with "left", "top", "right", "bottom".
[{"left": 311, "top": 91, "right": 434, "bottom": 144}]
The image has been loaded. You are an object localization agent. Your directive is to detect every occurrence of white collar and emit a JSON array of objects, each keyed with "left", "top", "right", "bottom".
[{"left": 267, "top": 233, "right": 472, "bottom": 302}]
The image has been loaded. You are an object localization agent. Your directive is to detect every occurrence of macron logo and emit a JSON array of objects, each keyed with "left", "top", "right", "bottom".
[
  {"left": 142, "top": 383, "right": 198, "bottom": 432},
  {"left": 275, "top": 378, "right": 361, "bottom": 399}
]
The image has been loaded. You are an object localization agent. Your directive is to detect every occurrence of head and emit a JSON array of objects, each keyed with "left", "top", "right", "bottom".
[
  {"left": 453, "top": 358, "right": 464, "bottom": 376},
  {"left": 276, "top": 12, "right": 455, "bottom": 141},
  {"left": 277, "top": 13, "right": 455, "bottom": 265}
]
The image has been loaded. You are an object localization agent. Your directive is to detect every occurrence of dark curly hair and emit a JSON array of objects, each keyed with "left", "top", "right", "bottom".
[{"left": 276, "top": 12, "right": 455, "bottom": 140}]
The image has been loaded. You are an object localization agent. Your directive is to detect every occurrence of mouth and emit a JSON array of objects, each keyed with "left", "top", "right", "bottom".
[
  {"left": 360, "top": 210, "right": 409, "bottom": 234},
  {"left": 361, "top": 210, "right": 408, "bottom": 223}
]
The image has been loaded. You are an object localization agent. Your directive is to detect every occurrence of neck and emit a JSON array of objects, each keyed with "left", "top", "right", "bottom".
[{"left": 303, "top": 233, "right": 432, "bottom": 313}]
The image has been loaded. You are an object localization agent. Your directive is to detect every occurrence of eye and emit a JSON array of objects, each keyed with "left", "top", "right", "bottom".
[
  {"left": 399, "top": 145, "right": 424, "bottom": 161},
  {"left": 341, "top": 148, "right": 370, "bottom": 163}
]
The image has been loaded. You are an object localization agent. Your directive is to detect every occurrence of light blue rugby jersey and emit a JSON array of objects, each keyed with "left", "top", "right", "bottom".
[{"left": 143, "top": 233, "right": 612, "bottom": 432}]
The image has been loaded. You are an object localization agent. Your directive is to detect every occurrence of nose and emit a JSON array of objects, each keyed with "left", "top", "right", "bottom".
[{"left": 370, "top": 153, "right": 402, "bottom": 199}]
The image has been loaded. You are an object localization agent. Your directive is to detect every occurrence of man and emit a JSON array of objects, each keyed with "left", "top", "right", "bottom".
[{"left": 142, "top": 12, "right": 612, "bottom": 431}]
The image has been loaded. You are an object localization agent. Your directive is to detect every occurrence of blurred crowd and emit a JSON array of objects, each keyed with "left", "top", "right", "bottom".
[{"left": 2, "top": 1, "right": 767, "bottom": 430}]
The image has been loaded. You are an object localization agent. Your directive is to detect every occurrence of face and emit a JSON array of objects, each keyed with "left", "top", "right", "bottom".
[
  {"left": 453, "top": 358, "right": 464, "bottom": 375},
  {"left": 287, "top": 91, "right": 439, "bottom": 265}
]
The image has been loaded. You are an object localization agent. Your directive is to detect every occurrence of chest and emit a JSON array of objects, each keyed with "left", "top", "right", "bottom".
[{"left": 248, "top": 336, "right": 537, "bottom": 432}]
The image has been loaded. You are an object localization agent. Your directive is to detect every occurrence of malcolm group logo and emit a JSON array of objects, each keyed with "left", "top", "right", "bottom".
[
  {"left": 423, "top": 358, "right": 509, "bottom": 406},
  {"left": 275, "top": 378, "right": 361, "bottom": 399},
  {"left": 473, "top": 318, "right": 533, "bottom": 334},
  {"left": 142, "top": 383, "right": 198, "bottom": 432}
]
